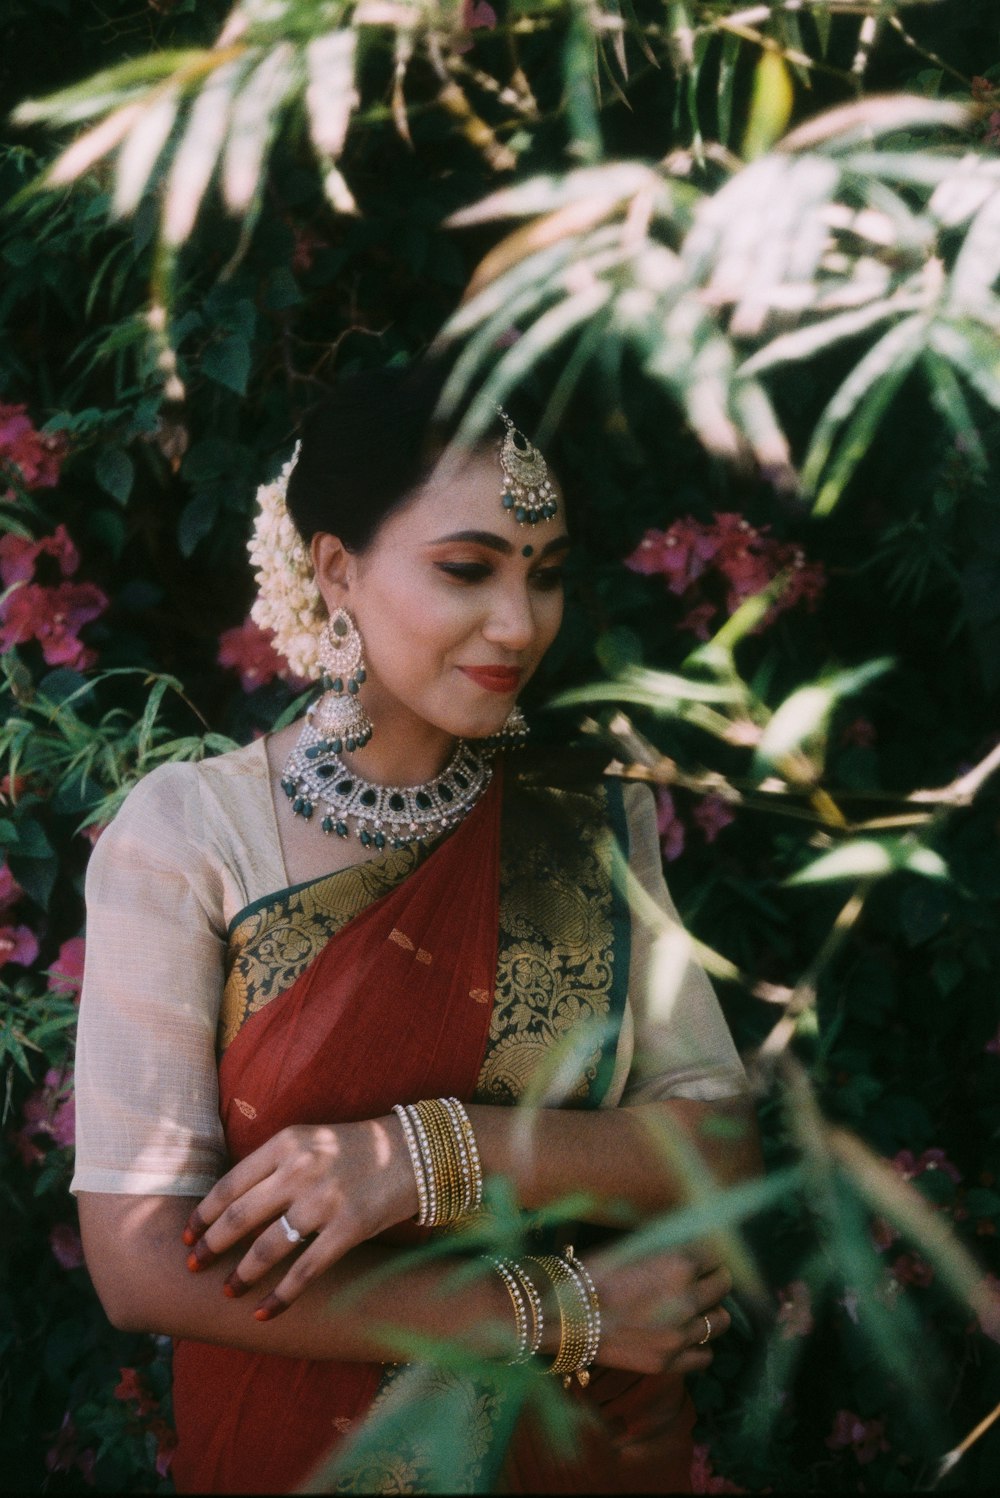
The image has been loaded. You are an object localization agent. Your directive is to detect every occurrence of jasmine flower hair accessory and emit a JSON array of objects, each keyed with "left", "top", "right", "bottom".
[{"left": 247, "top": 442, "right": 327, "bottom": 680}]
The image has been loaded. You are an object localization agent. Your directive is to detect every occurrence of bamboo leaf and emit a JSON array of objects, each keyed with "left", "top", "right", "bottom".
[
  {"left": 222, "top": 44, "right": 299, "bottom": 213},
  {"left": 801, "top": 315, "right": 928, "bottom": 507},
  {"left": 742, "top": 52, "right": 793, "bottom": 162},
  {"left": 787, "top": 838, "right": 948, "bottom": 887},
  {"left": 112, "top": 87, "right": 181, "bottom": 217},
  {"left": 716, "top": 30, "right": 740, "bottom": 147},
  {"left": 928, "top": 320, "right": 1000, "bottom": 410},
  {"left": 46, "top": 100, "right": 146, "bottom": 188},
  {"left": 305, "top": 30, "right": 358, "bottom": 161},
  {"left": 740, "top": 294, "right": 920, "bottom": 379},
  {"left": 949, "top": 184, "right": 1000, "bottom": 314},
  {"left": 446, "top": 163, "right": 664, "bottom": 227},
  {"left": 162, "top": 57, "right": 248, "bottom": 246},
  {"left": 754, "top": 660, "right": 892, "bottom": 778}
]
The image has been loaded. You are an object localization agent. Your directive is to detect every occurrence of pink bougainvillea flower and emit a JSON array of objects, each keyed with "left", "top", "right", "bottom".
[
  {"left": 776, "top": 1278, "right": 814, "bottom": 1340},
  {"left": 50, "top": 1222, "right": 85, "bottom": 1270},
  {"left": 0, "top": 403, "right": 67, "bottom": 495},
  {"left": 870, "top": 1215, "right": 900, "bottom": 1253},
  {"left": 625, "top": 521, "right": 716, "bottom": 595},
  {"left": 0, "top": 922, "right": 39, "bottom": 967},
  {"left": 217, "top": 615, "right": 286, "bottom": 692},
  {"left": 12, "top": 1067, "right": 76, "bottom": 1161},
  {"left": 0, "top": 579, "right": 109, "bottom": 669},
  {"left": 677, "top": 598, "right": 718, "bottom": 640},
  {"left": 0, "top": 861, "right": 22, "bottom": 912},
  {"left": 690, "top": 1443, "right": 747, "bottom": 1494},
  {"left": 986, "top": 111, "right": 1000, "bottom": 148},
  {"left": 840, "top": 716, "right": 877, "bottom": 749},
  {"left": 48, "top": 936, "right": 86, "bottom": 998},
  {"left": 150, "top": 1417, "right": 178, "bottom": 1478},
  {"left": 455, "top": 0, "right": 497, "bottom": 49},
  {"left": 692, "top": 794, "right": 736, "bottom": 845},
  {"left": 45, "top": 1412, "right": 96, "bottom": 1484},
  {"left": 655, "top": 787, "right": 686, "bottom": 862},
  {"left": 825, "top": 1409, "right": 890, "bottom": 1465},
  {"left": 890, "top": 1252, "right": 933, "bottom": 1288},
  {"left": 114, "top": 1366, "right": 156, "bottom": 1416},
  {"left": 0, "top": 523, "right": 80, "bottom": 587},
  {"left": 891, "top": 1146, "right": 961, "bottom": 1184}
]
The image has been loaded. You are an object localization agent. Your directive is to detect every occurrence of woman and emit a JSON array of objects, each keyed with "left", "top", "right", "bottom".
[{"left": 71, "top": 364, "right": 759, "bottom": 1494}]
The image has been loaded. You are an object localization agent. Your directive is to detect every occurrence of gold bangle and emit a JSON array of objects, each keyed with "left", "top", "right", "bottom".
[{"left": 525, "top": 1255, "right": 590, "bottom": 1379}]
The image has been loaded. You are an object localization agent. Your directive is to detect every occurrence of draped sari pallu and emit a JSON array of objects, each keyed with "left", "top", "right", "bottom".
[{"left": 171, "top": 766, "right": 695, "bottom": 1495}]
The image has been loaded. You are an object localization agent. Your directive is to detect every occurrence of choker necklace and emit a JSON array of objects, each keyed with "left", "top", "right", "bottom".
[{"left": 281, "top": 716, "right": 494, "bottom": 849}]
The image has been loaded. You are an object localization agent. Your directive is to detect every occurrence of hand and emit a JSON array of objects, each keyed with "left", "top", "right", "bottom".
[
  {"left": 586, "top": 1245, "right": 733, "bottom": 1376},
  {"left": 182, "top": 1118, "right": 418, "bottom": 1318}
]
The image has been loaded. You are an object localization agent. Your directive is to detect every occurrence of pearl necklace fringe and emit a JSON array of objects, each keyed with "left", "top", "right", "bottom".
[{"left": 281, "top": 715, "right": 493, "bottom": 849}]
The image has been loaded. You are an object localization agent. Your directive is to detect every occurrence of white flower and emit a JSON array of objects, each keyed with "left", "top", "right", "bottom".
[{"left": 246, "top": 442, "right": 325, "bottom": 678}]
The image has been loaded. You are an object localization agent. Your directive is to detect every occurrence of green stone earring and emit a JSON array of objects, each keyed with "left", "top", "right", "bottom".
[{"left": 312, "top": 607, "right": 373, "bottom": 751}]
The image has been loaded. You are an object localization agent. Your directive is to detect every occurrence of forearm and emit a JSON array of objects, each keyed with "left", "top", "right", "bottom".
[
  {"left": 469, "top": 1095, "right": 762, "bottom": 1222},
  {"left": 80, "top": 1192, "right": 512, "bottom": 1361}
]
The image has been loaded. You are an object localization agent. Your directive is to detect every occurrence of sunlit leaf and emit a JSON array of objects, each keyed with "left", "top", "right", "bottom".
[
  {"left": 112, "top": 87, "right": 181, "bottom": 217},
  {"left": 162, "top": 57, "right": 248, "bottom": 245},
  {"left": 742, "top": 52, "right": 793, "bottom": 161},
  {"left": 305, "top": 30, "right": 358, "bottom": 160},
  {"left": 787, "top": 838, "right": 948, "bottom": 887},
  {"left": 222, "top": 44, "right": 299, "bottom": 213}
]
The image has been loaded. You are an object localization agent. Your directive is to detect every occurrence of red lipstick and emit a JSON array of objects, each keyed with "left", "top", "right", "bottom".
[{"left": 459, "top": 666, "right": 522, "bottom": 694}]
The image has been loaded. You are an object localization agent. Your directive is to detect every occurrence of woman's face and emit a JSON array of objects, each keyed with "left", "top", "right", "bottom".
[{"left": 313, "top": 444, "right": 569, "bottom": 749}]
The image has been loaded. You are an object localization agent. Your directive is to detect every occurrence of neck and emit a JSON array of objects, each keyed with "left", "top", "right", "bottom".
[{"left": 340, "top": 706, "right": 458, "bottom": 788}]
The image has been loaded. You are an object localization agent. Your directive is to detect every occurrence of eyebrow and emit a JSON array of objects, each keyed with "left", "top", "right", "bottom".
[{"left": 429, "top": 529, "right": 571, "bottom": 558}]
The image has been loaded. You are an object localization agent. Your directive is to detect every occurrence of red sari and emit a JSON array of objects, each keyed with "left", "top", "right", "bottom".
[{"left": 170, "top": 767, "right": 694, "bottom": 1494}]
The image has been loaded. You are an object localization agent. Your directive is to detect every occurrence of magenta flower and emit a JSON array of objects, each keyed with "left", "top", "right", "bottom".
[
  {"left": 0, "top": 922, "right": 39, "bottom": 968},
  {"left": 890, "top": 1252, "right": 933, "bottom": 1288},
  {"left": 0, "top": 523, "right": 79, "bottom": 587},
  {"left": 0, "top": 579, "right": 108, "bottom": 669},
  {"left": 692, "top": 794, "right": 736, "bottom": 845},
  {"left": 48, "top": 936, "right": 86, "bottom": 998},
  {"left": 776, "top": 1278, "right": 814, "bottom": 1339},
  {"left": 463, "top": 0, "right": 497, "bottom": 26},
  {"left": 825, "top": 1409, "right": 890, "bottom": 1465},
  {"left": 49, "top": 1222, "right": 85, "bottom": 1270},
  {"left": 0, "top": 403, "right": 67, "bottom": 495},
  {"left": 11, "top": 1067, "right": 76, "bottom": 1163},
  {"left": 45, "top": 1412, "right": 96, "bottom": 1485},
  {"left": 677, "top": 598, "right": 718, "bottom": 640},
  {"left": 0, "top": 861, "right": 22, "bottom": 912},
  {"left": 217, "top": 615, "right": 287, "bottom": 692},
  {"left": 624, "top": 522, "right": 716, "bottom": 595},
  {"left": 655, "top": 787, "right": 686, "bottom": 862},
  {"left": 690, "top": 1443, "right": 746, "bottom": 1494},
  {"left": 892, "top": 1147, "right": 962, "bottom": 1185},
  {"left": 114, "top": 1366, "right": 156, "bottom": 1416}
]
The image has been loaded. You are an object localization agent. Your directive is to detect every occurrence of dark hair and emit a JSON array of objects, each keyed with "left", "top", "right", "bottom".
[{"left": 285, "top": 360, "right": 458, "bottom": 552}]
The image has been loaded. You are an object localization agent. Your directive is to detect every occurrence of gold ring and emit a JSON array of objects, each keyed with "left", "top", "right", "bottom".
[{"left": 697, "top": 1312, "right": 712, "bottom": 1346}]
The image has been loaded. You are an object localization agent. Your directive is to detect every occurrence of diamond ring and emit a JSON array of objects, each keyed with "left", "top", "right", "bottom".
[{"left": 279, "top": 1213, "right": 303, "bottom": 1245}]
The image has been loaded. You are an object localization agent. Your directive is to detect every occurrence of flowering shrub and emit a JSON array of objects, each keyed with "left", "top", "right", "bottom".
[{"left": 2, "top": 2, "right": 1000, "bottom": 1493}]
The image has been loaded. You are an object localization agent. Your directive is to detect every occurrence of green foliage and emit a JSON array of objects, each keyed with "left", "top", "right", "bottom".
[{"left": 2, "top": 0, "right": 1000, "bottom": 1491}]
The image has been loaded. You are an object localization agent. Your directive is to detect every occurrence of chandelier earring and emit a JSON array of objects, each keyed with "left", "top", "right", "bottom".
[
  {"left": 312, "top": 607, "right": 374, "bottom": 752},
  {"left": 488, "top": 704, "right": 530, "bottom": 749}
]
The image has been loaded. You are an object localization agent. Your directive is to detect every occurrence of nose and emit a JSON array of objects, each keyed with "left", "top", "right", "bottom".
[{"left": 481, "top": 583, "right": 537, "bottom": 652}]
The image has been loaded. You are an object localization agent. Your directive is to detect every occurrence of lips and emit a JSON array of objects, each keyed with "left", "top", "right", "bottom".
[{"left": 459, "top": 666, "right": 522, "bottom": 694}]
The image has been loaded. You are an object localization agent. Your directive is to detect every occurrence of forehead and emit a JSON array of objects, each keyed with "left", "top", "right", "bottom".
[{"left": 385, "top": 442, "right": 565, "bottom": 540}]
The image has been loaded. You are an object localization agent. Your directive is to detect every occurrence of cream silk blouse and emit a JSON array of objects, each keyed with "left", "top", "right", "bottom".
[{"left": 71, "top": 739, "right": 746, "bottom": 1197}]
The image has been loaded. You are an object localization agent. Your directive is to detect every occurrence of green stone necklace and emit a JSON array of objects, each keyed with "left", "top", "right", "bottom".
[{"left": 281, "top": 716, "right": 493, "bottom": 849}]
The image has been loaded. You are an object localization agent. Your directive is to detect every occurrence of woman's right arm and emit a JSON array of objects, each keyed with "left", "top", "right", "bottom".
[{"left": 79, "top": 1190, "right": 730, "bottom": 1375}]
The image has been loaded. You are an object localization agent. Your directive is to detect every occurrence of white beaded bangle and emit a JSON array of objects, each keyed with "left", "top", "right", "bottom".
[
  {"left": 563, "top": 1247, "right": 601, "bottom": 1373},
  {"left": 404, "top": 1103, "right": 438, "bottom": 1226},
  {"left": 509, "top": 1258, "right": 545, "bottom": 1358},
  {"left": 493, "top": 1258, "right": 530, "bottom": 1364},
  {"left": 392, "top": 1103, "right": 429, "bottom": 1223},
  {"left": 440, "top": 1095, "right": 483, "bottom": 1215}
]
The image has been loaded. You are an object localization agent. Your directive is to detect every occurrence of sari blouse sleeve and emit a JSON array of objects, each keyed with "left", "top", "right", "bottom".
[
  {"left": 616, "top": 782, "right": 747, "bottom": 1105},
  {"left": 70, "top": 762, "right": 228, "bottom": 1196}
]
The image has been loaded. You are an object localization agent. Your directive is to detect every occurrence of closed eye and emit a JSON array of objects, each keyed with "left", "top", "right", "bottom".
[
  {"left": 436, "top": 562, "right": 492, "bottom": 582},
  {"left": 533, "top": 567, "right": 565, "bottom": 590}
]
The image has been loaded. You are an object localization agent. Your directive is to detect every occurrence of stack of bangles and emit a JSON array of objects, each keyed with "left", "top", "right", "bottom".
[{"left": 393, "top": 1097, "right": 601, "bottom": 1385}]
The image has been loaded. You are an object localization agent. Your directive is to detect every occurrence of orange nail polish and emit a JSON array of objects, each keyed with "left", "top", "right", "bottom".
[
  {"left": 186, "top": 1252, "right": 200, "bottom": 1273},
  {"left": 223, "top": 1282, "right": 236, "bottom": 1299},
  {"left": 182, "top": 1227, "right": 196, "bottom": 1247},
  {"left": 254, "top": 1307, "right": 271, "bottom": 1322}
]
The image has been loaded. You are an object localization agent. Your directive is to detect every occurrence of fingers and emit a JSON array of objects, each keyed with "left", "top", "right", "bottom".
[
  {"left": 186, "top": 1176, "right": 295, "bottom": 1271},
  {"left": 685, "top": 1299, "right": 731, "bottom": 1349},
  {"left": 183, "top": 1145, "right": 280, "bottom": 1247},
  {"left": 239, "top": 1225, "right": 350, "bottom": 1320}
]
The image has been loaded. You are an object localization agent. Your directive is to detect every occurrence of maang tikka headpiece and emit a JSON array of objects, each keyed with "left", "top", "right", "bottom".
[{"left": 497, "top": 406, "right": 558, "bottom": 527}]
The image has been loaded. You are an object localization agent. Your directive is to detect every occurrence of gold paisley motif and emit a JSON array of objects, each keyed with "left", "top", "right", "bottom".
[
  {"left": 474, "top": 778, "right": 622, "bottom": 1108},
  {"left": 220, "top": 842, "right": 426, "bottom": 1051},
  {"left": 329, "top": 1364, "right": 509, "bottom": 1494}
]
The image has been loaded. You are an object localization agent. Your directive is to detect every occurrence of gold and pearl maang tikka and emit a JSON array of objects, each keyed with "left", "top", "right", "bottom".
[{"left": 497, "top": 407, "right": 558, "bottom": 526}]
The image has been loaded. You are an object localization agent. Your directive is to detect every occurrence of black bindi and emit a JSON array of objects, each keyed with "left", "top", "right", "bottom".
[{"left": 522, "top": 544, "right": 534, "bottom": 558}]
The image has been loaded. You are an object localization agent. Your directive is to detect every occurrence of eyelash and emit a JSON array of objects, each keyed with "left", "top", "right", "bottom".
[{"left": 437, "top": 562, "right": 565, "bottom": 590}]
